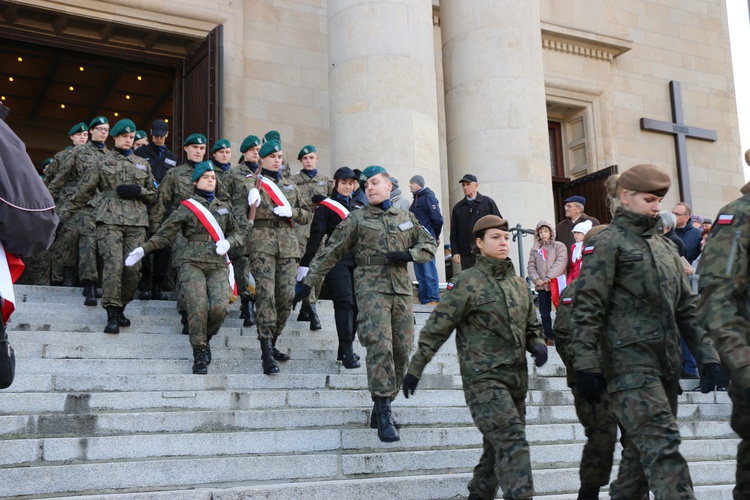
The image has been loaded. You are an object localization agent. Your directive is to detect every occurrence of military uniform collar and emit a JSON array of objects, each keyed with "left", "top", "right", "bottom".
[
  {"left": 613, "top": 207, "right": 661, "bottom": 236},
  {"left": 474, "top": 255, "right": 515, "bottom": 278}
]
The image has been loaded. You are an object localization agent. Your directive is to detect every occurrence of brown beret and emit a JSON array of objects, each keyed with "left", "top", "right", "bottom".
[
  {"left": 473, "top": 215, "right": 509, "bottom": 235},
  {"left": 618, "top": 164, "right": 671, "bottom": 197},
  {"left": 583, "top": 224, "right": 608, "bottom": 246},
  {"left": 740, "top": 180, "right": 750, "bottom": 196}
]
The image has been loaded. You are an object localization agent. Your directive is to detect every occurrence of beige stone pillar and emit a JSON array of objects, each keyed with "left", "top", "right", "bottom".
[{"left": 441, "top": 0, "right": 554, "bottom": 270}]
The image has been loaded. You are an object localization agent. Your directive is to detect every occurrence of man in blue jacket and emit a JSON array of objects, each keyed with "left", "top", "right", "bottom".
[{"left": 409, "top": 175, "right": 443, "bottom": 304}]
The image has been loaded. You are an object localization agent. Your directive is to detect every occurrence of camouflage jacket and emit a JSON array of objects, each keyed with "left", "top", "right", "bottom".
[
  {"left": 407, "top": 256, "right": 545, "bottom": 400},
  {"left": 571, "top": 208, "right": 719, "bottom": 390},
  {"left": 697, "top": 195, "right": 750, "bottom": 390},
  {"left": 221, "top": 163, "right": 253, "bottom": 232},
  {"left": 305, "top": 203, "right": 437, "bottom": 295},
  {"left": 43, "top": 146, "right": 73, "bottom": 190},
  {"left": 293, "top": 171, "right": 330, "bottom": 238},
  {"left": 71, "top": 149, "right": 157, "bottom": 227},
  {"left": 48, "top": 142, "right": 109, "bottom": 214},
  {"left": 247, "top": 173, "right": 311, "bottom": 258},
  {"left": 142, "top": 194, "right": 241, "bottom": 268}
]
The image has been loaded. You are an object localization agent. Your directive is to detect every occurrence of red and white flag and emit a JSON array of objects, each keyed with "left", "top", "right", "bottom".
[
  {"left": 0, "top": 242, "right": 25, "bottom": 324},
  {"left": 550, "top": 274, "right": 567, "bottom": 308},
  {"left": 318, "top": 198, "right": 349, "bottom": 220}
]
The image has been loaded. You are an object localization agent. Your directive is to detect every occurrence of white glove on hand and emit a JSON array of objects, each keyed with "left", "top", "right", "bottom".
[
  {"left": 296, "top": 266, "right": 309, "bottom": 281},
  {"left": 247, "top": 188, "right": 261, "bottom": 207},
  {"left": 125, "top": 247, "right": 145, "bottom": 267},
  {"left": 215, "top": 238, "right": 230, "bottom": 255},
  {"left": 273, "top": 205, "right": 293, "bottom": 218}
]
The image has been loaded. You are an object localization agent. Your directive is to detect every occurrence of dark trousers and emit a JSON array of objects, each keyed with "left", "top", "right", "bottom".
[
  {"left": 325, "top": 261, "right": 357, "bottom": 344},
  {"left": 537, "top": 290, "right": 553, "bottom": 340}
]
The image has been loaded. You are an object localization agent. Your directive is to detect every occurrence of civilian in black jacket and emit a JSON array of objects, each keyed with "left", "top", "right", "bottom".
[
  {"left": 409, "top": 175, "right": 443, "bottom": 304},
  {"left": 449, "top": 174, "right": 502, "bottom": 270}
]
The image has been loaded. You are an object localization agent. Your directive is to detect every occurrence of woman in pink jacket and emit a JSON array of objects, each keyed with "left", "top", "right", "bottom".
[{"left": 527, "top": 219, "right": 568, "bottom": 344}]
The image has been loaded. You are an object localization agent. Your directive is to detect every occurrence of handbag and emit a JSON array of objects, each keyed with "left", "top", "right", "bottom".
[{"left": 0, "top": 325, "right": 15, "bottom": 389}]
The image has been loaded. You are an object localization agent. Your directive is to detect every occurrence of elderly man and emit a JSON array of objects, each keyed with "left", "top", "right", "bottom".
[
  {"left": 673, "top": 202, "right": 703, "bottom": 262},
  {"left": 555, "top": 195, "right": 600, "bottom": 252},
  {"left": 449, "top": 174, "right": 502, "bottom": 270}
]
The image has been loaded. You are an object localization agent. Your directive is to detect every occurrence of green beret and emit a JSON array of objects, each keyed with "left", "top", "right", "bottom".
[
  {"left": 134, "top": 130, "right": 148, "bottom": 141},
  {"left": 41, "top": 157, "right": 54, "bottom": 169},
  {"left": 619, "top": 164, "right": 671, "bottom": 197},
  {"left": 297, "top": 145, "right": 316, "bottom": 160},
  {"left": 361, "top": 165, "right": 388, "bottom": 180},
  {"left": 259, "top": 139, "right": 281, "bottom": 158},
  {"left": 263, "top": 130, "right": 281, "bottom": 144},
  {"left": 110, "top": 119, "right": 136, "bottom": 137},
  {"left": 191, "top": 160, "right": 216, "bottom": 182},
  {"left": 472, "top": 215, "right": 509, "bottom": 235},
  {"left": 239, "top": 135, "right": 261, "bottom": 153},
  {"left": 88, "top": 116, "right": 108, "bottom": 129},
  {"left": 183, "top": 133, "right": 207, "bottom": 147},
  {"left": 68, "top": 122, "right": 87, "bottom": 136},
  {"left": 211, "top": 138, "right": 231, "bottom": 153}
]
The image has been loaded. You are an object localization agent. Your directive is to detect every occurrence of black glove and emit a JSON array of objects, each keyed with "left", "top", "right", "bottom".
[
  {"left": 699, "top": 363, "right": 722, "bottom": 393},
  {"left": 385, "top": 251, "right": 412, "bottom": 263},
  {"left": 531, "top": 343, "right": 548, "bottom": 367},
  {"left": 292, "top": 283, "right": 312, "bottom": 311},
  {"left": 575, "top": 371, "right": 607, "bottom": 404},
  {"left": 744, "top": 387, "right": 750, "bottom": 404},
  {"left": 311, "top": 194, "right": 326, "bottom": 204},
  {"left": 116, "top": 184, "right": 142, "bottom": 199},
  {"left": 402, "top": 373, "right": 419, "bottom": 399}
]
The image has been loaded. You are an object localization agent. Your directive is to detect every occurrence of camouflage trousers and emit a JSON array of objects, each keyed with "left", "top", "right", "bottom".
[
  {"left": 248, "top": 252, "right": 296, "bottom": 340},
  {"left": 97, "top": 224, "right": 145, "bottom": 308},
  {"left": 609, "top": 377, "right": 695, "bottom": 500},
  {"left": 467, "top": 384, "right": 533, "bottom": 500},
  {"left": 17, "top": 249, "right": 52, "bottom": 285},
  {"left": 572, "top": 390, "right": 618, "bottom": 488},
  {"left": 60, "top": 207, "right": 99, "bottom": 283},
  {"left": 356, "top": 291, "right": 413, "bottom": 399},
  {"left": 179, "top": 261, "right": 230, "bottom": 348},
  {"left": 730, "top": 383, "right": 750, "bottom": 500}
]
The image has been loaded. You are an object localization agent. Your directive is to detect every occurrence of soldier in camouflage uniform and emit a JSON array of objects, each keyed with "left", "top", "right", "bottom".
[
  {"left": 570, "top": 164, "right": 721, "bottom": 500},
  {"left": 126, "top": 161, "right": 241, "bottom": 374},
  {"left": 47, "top": 117, "right": 110, "bottom": 301},
  {"left": 293, "top": 144, "right": 330, "bottom": 330},
  {"left": 69, "top": 119, "right": 157, "bottom": 334},
  {"left": 297, "top": 165, "right": 437, "bottom": 442},
  {"left": 553, "top": 224, "right": 619, "bottom": 500},
  {"left": 43, "top": 122, "right": 88, "bottom": 188},
  {"left": 246, "top": 139, "right": 311, "bottom": 375},
  {"left": 696, "top": 180, "right": 750, "bottom": 500},
  {"left": 403, "top": 215, "right": 547, "bottom": 499}
]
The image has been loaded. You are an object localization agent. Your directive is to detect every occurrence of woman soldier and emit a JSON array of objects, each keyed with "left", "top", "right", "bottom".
[
  {"left": 403, "top": 215, "right": 548, "bottom": 500},
  {"left": 69, "top": 119, "right": 157, "bottom": 333},
  {"left": 125, "top": 161, "right": 241, "bottom": 374},
  {"left": 246, "top": 139, "right": 311, "bottom": 375},
  {"left": 570, "top": 164, "right": 721, "bottom": 499},
  {"left": 297, "top": 166, "right": 364, "bottom": 369}
]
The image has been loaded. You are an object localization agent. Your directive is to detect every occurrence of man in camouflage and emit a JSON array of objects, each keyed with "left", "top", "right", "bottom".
[
  {"left": 47, "top": 117, "right": 111, "bottom": 302},
  {"left": 553, "top": 225, "right": 619, "bottom": 500},
  {"left": 403, "top": 215, "right": 546, "bottom": 499},
  {"left": 297, "top": 165, "right": 437, "bottom": 442},
  {"left": 69, "top": 119, "right": 157, "bottom": 333},
  {"left": 247, "top": 139, "right": 311, "bottom": 375},
  {"left": 293, "top": 144, "right": 330, "bottom": 330},
  {"left": 697, "top": 180, "right": 750, "bottom": 500}
]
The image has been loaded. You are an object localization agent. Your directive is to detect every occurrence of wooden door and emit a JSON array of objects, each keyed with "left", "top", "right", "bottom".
[{"left": 552, "top": 165, "right": 618, "bottom": 224}]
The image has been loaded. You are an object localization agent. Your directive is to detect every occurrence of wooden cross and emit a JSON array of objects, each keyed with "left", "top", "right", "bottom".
[{"left": 639, "top": 80, "right": 717, "bottom": 206}]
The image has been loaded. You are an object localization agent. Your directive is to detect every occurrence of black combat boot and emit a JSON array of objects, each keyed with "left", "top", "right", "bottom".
[
  {"left": 180, "top": 311, "right": 189, "bottom": 335},
  {"left": 577, "top": 485, "right": 600, "bottom": 500},
  {"left": 205, "top": 336, "right": 212, "bottom": 365},
  {"left": 117, "top": 306, "right": 130, "bottom": 327},
  {"left": 192, "top": 347, "right": 208, "bottom": 374},
  {"left": 151, "top": 277, "right": 168, "bottom": 301},
  {"left": 62, "top": 266, "right": 75, "bottom": 287},
  {"left": 82, "top": 282, "right": 97, "bottom": 306},
  {"left": 271, "top": 338, "right": 290, "bottom": 361},
  {"left": 308, "top": 303, "right": 322, "bottom": 331},
  {"left": 335, "top": 309, "right": 360, "bottom": 361},
  {"left": 239, "top": 297, "right": 248, "bottom": 319},
  {"left": 243, "top": 298, "right": 256, "bottom": 327},
  {"left": 260, "top": 339, "right": 280, "bottom": 375},
  {"left": 340, "top": 342, "right": 360, "bottom": 369},
  {"left": 467, "top": 493, "right": 482, "bottom": 500},
  {"left": 372, "top": 397, "right": 400, "bottom": 442},
  {"left": 296, "top": 303, "right": 311, "bottom": 322},
  {"left": 104, "top": 307, "right": 120, "bottom": 334},
  {"left": 369, "top": 400, "right": 401, "bottom": 430}
]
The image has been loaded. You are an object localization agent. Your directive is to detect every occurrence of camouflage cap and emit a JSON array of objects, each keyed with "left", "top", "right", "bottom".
[
  {"left": 259, "top": 139, "right": 281, "bottom": 158},
  {"left": 110, "top": 119, "right": 136, "bottom": 137},
  {"left": 134, "top": 130, "right": 148, "bottom": 141},
  {"left": 619, "top": 164, "right": 670, "bottom": 197},
  {"left": 583, "top": 224, "right": 608, "bottom": 246},
  {"left": 298, "top": 144, "right": 316, "bottom": 160},
  {"left": 191, "top": 160, "right": 216, "bottom": 182},
  {"left": 473, "top": 215, "right": 509, "bottom": 234},
  {"left": 68, "top": 122, "right": 87, "bottom": 136},
  {"left": 211, "top": 138, "right": 231, "bottom": 153},
  {"left": 263, "top": 130, "right": 281, "bottom": 144},
  {"left": 361, "top": 165, "right": 387, "bottom": 180},
  {"left": 88, "top": 116, "right": 108, "bottom": 129},
  {"left": 240, "top": 135, "right": 261, "bottom": 153},
  {"left": 183, "top": 133, "right": 207, "bottom": 147}
]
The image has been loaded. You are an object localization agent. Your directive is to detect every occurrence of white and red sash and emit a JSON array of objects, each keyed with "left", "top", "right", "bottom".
[
  {"left": 318, "top": 197, "right": 349, "bottom": 220},
  {"left": 0, "top": 243, "right": 25, "bottom": 324},
  {"left": 258, "top": 177, "right": 293, "bottom": 227},
  {"left": 180, "top": 199, "right": 237, "bottom": 296}
]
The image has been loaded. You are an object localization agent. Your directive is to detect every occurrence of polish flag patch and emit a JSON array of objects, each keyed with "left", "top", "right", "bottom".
[
  {"left": 561, "top": 297, "right": 573, "bottom": 305},
  {"left": 446, "top": 282, "right": 454, "bottom": 291},
  {"left": 717, "top": 214, "right": 734, "bottom": 225},
  {"left": 583, "top": 245, "right": 595, "bottom": 255}
]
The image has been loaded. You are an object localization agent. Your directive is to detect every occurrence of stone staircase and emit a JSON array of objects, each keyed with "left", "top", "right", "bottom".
[{"left": 0, "top": 285, "right": 738, "bottom": 499}]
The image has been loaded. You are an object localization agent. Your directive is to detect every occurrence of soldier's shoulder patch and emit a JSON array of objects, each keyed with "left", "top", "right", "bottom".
[
  {"left": 583, "top": 245, "right": 595, "bottom": 255},
  {"left": 716, "top": 214, "right": 734, "bottom": 225},
  {"left": 398, "top": 221, "right": 414, "bottom": 231},
  {"left": 561, "top": 296, "right": 573, "bottom": 305},
  {"left": 217, "top": 208, "right": 229, "bottom": 215},
  {"left": 446, "top": 282, "right": 455, "bottom": 291},
  {"left": 135, "top": 163, "right": 147, "bottom": 171},
  {"left": 282, "top": 184, "right": 295, "bottom": 191}
]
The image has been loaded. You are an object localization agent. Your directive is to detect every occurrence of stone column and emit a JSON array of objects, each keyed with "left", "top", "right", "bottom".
[
  {"left": 441, "top": 0, "right": 554, "bottom": 267},
  {"left": 327, "top": 0, "right": 441, "bottom": 199}
]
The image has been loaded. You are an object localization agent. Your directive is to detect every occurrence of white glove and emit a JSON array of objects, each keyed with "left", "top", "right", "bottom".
[
  {"left": 296, "top": 266, "right": 309, "bottom": 281},
  {"left": 273, "top": 205, "right": 293, "bottom": 218},
  {"left": 125, "top": 247, "right": 145, "bottom": 266},
  {"left": 247, "top": 188, "right": 261, "bottom": 207},
  {"left": 215, "top": 238, "right": 230, "bottom": 255}
]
